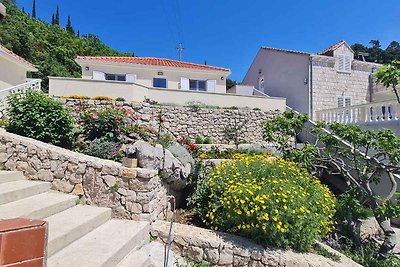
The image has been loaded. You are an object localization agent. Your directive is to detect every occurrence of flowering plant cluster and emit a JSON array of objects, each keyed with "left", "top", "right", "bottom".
[
  {"left": 177, "top": 136, "right": 198, "bottom": 152},
  {"left": 109, "top": 146, "right": 125, "bottom": 162},
  {"left": 194, "top": 155, "right": 336, "bottom": 251}
]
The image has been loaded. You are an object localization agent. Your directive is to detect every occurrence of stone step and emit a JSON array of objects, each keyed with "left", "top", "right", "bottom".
[
  {"left": 47, "top": 220, "right": 150, "bottom": 267},
  {"left": 46, "top": 205, "right": 112, "bottom": 256},
  {"left": 117, "top": 249, "right": 151, "bottom": 267},
  {"left": 0, "top": 180, "right": 51, "bottom": 205},
  {"left": 0, "top": 171, "right": 25, "bottom": 184},
  {"left": 0, "top": 191, "right": 78, "bottom": 220}
]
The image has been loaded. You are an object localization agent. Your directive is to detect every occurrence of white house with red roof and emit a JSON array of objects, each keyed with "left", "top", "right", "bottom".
[
  {"left": 0, "top": 45, "right": 38, "bottom": 90},
  {"left": 75, "top": 56, "right": 231, "bottom": 94},
  {"left": 49, "top": 56, "right": 286, "bottom": 111}
]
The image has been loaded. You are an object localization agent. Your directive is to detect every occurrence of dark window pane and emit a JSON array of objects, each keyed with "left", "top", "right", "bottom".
[
  {"left": 189, "top": 80, "right": 197, "bottom": 90},
  {"left": 153, "top": 78, "right": 167, "bottom": 88},
  {"left": 117, "top": 75, "right": 126, "bottom": 81},
  {"left": 198, "top": 81, "right": 206, "bottom": 91},
  {"left": 105, "top": 74, "right": 116, "bottom": 80}
]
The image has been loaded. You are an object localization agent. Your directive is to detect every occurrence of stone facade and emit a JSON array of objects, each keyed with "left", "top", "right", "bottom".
[
  {"left": 60, "top": 98, "right": 278, "bottom": 145},
  {"left": 0, "top": 130, "right": 167, "bottom": 221},
  {"left": 311, "top": 58, "right": 376, "bottom": 117},
  {"left": 151, "top": 221, "right": 362, "bottom": 267}
]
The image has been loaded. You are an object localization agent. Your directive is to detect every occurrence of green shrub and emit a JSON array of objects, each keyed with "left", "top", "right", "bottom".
[
  {"left": 203, "top": 136, "right": 212, "bottom": 144},
  {"left": 195, "top": 136, "right": 204, "bottom": 144},
  {"left": 81, "top": 107, "right": 125, "bottom": 141},
  {"left": 84, "top": 137, "right": 119, "bottom": 159},
  {"left": 6, "top": 90, "right": 75, "bottom": 148},
  {"left": 115, "top": 97, "right": 126, "bottom": 102},
  {"left": 193, "top": 155, "right": 336, "bottom": 251},
  {"left": 253, "top": 107, "right": 261, "bottom": 111}
]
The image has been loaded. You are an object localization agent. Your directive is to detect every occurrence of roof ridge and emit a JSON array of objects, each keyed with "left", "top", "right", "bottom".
[
  {"left": 0, "top": 45, "right": 35, "bottom": 68},
  {"left": 76, "top": 56, "right": 230, "bottom": 72}
]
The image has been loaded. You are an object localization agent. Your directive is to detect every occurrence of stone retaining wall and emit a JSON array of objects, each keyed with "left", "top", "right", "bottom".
[
  {"left": 60, "top": 98, "right": 278, "bottom": 144},
  {"left": 151, "top": 221, "right": 362, "bottom": 267},
  {"left": 0, "top": 130, "right": 167, "bottom": 221}
]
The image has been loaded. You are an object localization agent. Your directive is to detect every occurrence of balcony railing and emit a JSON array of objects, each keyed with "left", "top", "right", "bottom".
[
  {"left": 315, "top": 100, "right": 400, "bottom": 124},
  {"left": 0, "top": 79, "right": 41, "bottom": 113}
]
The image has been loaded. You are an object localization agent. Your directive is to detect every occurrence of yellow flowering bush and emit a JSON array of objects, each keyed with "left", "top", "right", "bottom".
[{"left": 193, "top": 155, "right": 336, "bottom": 251}]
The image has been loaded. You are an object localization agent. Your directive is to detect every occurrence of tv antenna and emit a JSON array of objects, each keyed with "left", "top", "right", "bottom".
[
  {"left": 177, "top": 43, "right": 184, "bottom": 61},
  {"left": 358, "top": 52, "right": 369, "bottom": 61}
]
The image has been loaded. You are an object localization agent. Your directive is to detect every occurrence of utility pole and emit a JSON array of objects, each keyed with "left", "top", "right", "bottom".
[{"left": 177, "top": 43, "right": 184, "bottom": 61}]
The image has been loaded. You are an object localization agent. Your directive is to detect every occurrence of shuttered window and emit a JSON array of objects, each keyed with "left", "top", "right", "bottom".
[
  {"left": 337, "top": 96, "right": 352, "bottom": 107},
  {"left": 336, "top": 54, "right": 352, "bottom": 73}
]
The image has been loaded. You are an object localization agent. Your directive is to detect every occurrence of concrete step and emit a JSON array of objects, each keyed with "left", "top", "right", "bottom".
[
  {"left": 144, "top": 242, "right": 183, "bottom": 267},
  {"left": 48, "top": 220, "right": 150, "bottom": 267},
  {"left": 117, "top": 249, "right": 151, "bottom": 267},
  {"left": 0, "top": 191, "right": 78, "bottom": 220},
  {"left": 0, "top": 171, "right": 25, "bottom": 184},
  {"left": 46, "top": 205, "right": 112, "bottom": 256},
  {"left": 0, "top": 180, "right": 51, "bottom": 205}
]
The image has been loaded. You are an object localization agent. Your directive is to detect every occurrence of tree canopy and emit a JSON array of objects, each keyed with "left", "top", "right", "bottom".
[
  {"left": 351, "top": 40, "right": 400, "bottom": 64},
  {"left": 0, "top": 0, "right": 129, "bottom": 90}
]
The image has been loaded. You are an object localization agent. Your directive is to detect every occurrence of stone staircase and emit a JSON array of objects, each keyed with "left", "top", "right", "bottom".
[{"left": 0, "top": 170, "right": 156, "bottom": 267}]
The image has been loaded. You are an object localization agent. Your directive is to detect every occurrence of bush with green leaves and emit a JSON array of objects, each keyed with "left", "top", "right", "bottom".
[
  {"left": 84, "top": 137, "right": 119, "bottom": 159},
  {"left": 6, "top": 90, "right": 75, "bottom": 148},
  {"left": 192, "top": 154, "right": 336, "bottom": 251},
  {"left": 81, "top": 107, "right": 125, "bottom": 142}
]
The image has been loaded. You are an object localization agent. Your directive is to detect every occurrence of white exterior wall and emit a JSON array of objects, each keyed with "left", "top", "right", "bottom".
[
  {"left": 0, "top": 55, "right": 28, "bottom": 88},
  {"left": 48, "top": 77, "right": 286, "bottom": 112},
  {"left": 243, "top": 48, "right": 310, "bottom": 114},
  {"left": 79, "top": 62, "right": 228, "bottom": 94}
]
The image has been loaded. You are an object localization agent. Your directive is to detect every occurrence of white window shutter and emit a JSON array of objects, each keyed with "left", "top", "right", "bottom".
[
  {"left": 126, "top": 74, "right": 137, "bottom": 82},
  {"left": 337, "top": 55, "right": 345, "bottom": 72},
  {"left": 93, "top": 71, "right": 105, "bottom": 80},
  {"left": 337, "top": 96, "right": 344, "bottom": 108},
  {"left": 345, "top": 97, "right": 351, "bottom": 107},
  {"left": 344, "top": 55, "right": 352, "bottom": 72},
  {"left": 207, "top": 80, "right": 216, "bottom": 92},
  {"left": 180, "top": 77, "right": 189, "bottom": 90}
]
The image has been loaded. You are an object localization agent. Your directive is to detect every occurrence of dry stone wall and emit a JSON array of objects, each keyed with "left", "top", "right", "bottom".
[
  {"left": 0, "top": 130, "right": 167, "bottom": 221},
  {"left": 151, "top": 221, "right": 362, "bottom": 267},
  {"left": 60, "top": 98, "right": 279, "bottom": 145}
]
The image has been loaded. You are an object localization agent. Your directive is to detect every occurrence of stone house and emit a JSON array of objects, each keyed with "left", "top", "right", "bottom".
[{"left": 243, "top": 40, "right": 382, "bottom": 119}]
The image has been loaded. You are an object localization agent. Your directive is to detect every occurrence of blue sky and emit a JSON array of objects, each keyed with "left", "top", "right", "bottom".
[{"left": 16, "top": 0, "right": 400, "bottom": 80}]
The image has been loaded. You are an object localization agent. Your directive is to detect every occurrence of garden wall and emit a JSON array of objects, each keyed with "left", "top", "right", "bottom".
[
  {"left": 60, "top": 98, "right": 279, "bottom": 145},
  {"left": 0, "top": 130, "right": 167, "bottom": 221},
  {"left": 151, "top": 221, "right": 362, "bottom": 267}
]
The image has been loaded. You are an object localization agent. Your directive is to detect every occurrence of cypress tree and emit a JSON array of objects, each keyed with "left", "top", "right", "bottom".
[
  {"left": 55, "top": 6, "right": 59, "bottom": 25},
  {"left": 77, "top": 30, "right": 80, "bottom": 37},
  {"left": 66, "top": 15, "right": 74, "bottom": 34},
  {"left": 32, "top": 0, "right": 36, "bottom": 19},
  {"left": 51, "top": 13, "right": 55, "bottom": 25}
]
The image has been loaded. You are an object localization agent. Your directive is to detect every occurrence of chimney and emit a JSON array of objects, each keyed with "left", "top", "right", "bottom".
[{"left": 0, "top": 3, "right": 6, "bottom": 22}]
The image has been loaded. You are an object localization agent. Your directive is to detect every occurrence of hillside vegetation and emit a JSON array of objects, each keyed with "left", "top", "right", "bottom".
[{"left": 0, "top": 0, "right": 129, "bottom": 90}]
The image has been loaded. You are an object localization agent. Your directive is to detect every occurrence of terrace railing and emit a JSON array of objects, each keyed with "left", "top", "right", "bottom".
[{"left": 315, "top": 100, "right": 400, "bottom": 124}]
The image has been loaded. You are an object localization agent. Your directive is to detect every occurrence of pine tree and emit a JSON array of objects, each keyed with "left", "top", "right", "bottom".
[
  {"left": 32, "top": 0, "right": 36, "bottom": 19},
  {"left": 55, "top": 6, "right": 59, "bottom": 25},
  {"left": 66, "top": 15, "right": 74, "bottom": 34}
]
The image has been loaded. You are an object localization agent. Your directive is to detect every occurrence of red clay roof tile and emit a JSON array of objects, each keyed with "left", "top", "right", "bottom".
[
  {"left": 0, "top": 45, "right": 35, "bottom": 68},
  {"left": 76, "top": 56, "right": 230, "bottom": 72}
]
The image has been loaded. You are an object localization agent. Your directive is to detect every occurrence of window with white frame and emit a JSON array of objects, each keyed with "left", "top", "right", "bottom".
[
  {"left": 336, "top": 54, "right": 352, "bottom": 73},
  {"left": 105, "top": 73, "right": 126, "bottom": 81},
  {"left": 189, "top": 79, "right": 207, "bottom": 91},
  {"left": 337, "top": 95, "right": 352, "bottom": 108},
  {"left": 153, "top": 78, "right": 167, "bottom": 88}
]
